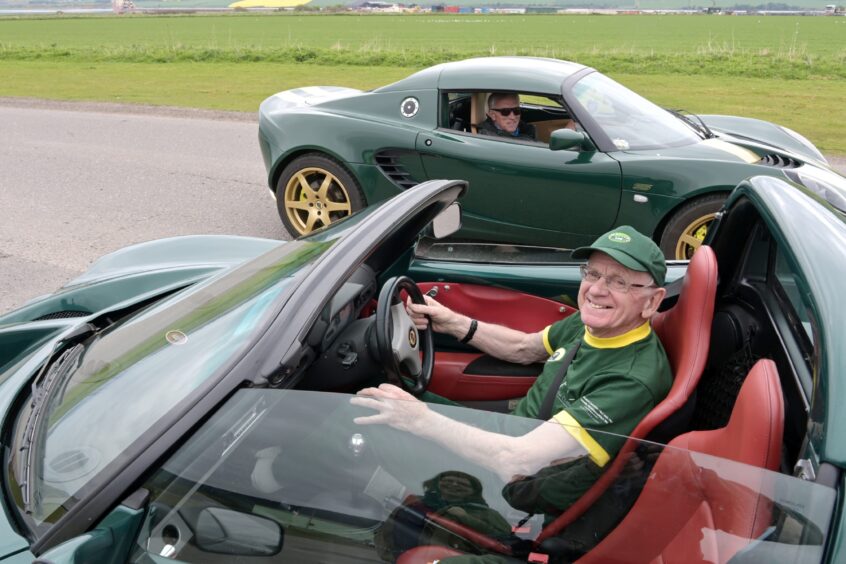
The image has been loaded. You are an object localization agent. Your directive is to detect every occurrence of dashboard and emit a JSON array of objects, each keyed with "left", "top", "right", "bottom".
[{"left": 302, "top": 264, "right": 379, "bottom": 391}]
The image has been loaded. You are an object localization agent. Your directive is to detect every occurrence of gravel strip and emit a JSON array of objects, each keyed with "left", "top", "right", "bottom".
[{"left": 0, "top": 96, "right": 256, "bottom": 122}]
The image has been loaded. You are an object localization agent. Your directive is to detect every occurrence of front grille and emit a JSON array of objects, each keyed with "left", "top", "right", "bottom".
[
  {"left": 374, "top": 151, "right": 419, "bottom": 190},
  {"left": 758, "top": 154, "right": 802, "bottom": 169}
]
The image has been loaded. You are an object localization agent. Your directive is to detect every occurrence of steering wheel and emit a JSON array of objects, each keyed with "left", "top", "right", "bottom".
[{"left": 375, "top": 276, "right": 433, "bottom": 396}]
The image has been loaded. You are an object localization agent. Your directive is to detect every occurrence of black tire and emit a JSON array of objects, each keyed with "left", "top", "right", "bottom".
[
  {"left": 659, "top": 194, "right": 726, "bottom": 260},
  {"left": 275, "top": 153, "right": 365, "bottom": 238}
]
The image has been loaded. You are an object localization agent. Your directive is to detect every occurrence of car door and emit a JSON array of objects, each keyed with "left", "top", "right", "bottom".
[
  {"left": 414, "top": 128, "right": 622, "bottom": 249},
  {"left": 406, "top": 241, "right": 582, "bottom": 405}
]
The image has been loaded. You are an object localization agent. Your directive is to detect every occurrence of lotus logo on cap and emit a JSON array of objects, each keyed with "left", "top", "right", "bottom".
[
  {"left": 408, "top": 328, "right": 417, "bottom": 348},
  {"left": 608, "top": 232, "right": 632, "bottom": 243}
]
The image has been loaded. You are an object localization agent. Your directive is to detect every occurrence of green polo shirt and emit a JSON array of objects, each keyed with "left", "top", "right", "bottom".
[{"left": 511, "top": 313, "right": 671, "bottom": 468}]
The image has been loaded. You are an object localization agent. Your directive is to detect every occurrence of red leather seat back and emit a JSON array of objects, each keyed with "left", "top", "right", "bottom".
[
  {"left": 651, "top": 244, "right": 719, "bottom": 405},
  {"left": 578, "top": 359, "right": 784, "bottom": 564},
  {"left": 537, "top": 245, "right": 718, "bottom": 542}
]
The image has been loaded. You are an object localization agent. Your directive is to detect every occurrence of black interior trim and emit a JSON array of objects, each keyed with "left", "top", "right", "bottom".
[{"left": 464, "top": 355, "right": 544, "bottom": 378}]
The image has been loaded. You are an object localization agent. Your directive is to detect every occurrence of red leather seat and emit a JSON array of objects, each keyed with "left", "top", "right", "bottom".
[
  {"left": 577, "top": 358, "right": 784, "bottom": 563},
  {"left": 536, "top": 245, "right": 719, "bottom": 543}
]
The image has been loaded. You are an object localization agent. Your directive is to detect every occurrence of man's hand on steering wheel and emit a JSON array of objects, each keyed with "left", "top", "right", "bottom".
[{"left": 374, "top": 276, "right": 434, "bottom": 396}]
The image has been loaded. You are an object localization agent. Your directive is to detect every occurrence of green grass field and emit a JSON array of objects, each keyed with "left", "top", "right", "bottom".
[{"left": 1, "top": 13, "right": 844, "bottom": 153}]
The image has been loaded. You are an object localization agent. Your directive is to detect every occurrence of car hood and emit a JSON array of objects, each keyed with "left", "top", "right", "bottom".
[
  {"left": 621, "top": 137, "right": 762, "bottom": 164},
  {"left": 700, "top": 114, "right": 827, "bottom": 165}
]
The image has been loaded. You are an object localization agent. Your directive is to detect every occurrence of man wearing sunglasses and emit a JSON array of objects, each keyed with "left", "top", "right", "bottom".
[{"left": 479, "top": 92, "right": 537, "bottom": 141}]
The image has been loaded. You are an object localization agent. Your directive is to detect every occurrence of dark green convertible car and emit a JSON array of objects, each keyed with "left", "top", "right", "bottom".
[
  {"left": 0, "top": 175, "right": 843, "bottom": 562},
  {"left": 258, "top": 56, "right": 844, "bottom": 259}
]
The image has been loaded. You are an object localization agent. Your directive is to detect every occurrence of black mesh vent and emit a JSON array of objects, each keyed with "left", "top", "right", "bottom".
[
  {"left": 34, "top": 310, "right": 90, "bottom": 321},
  {"left": 374, "top": 151, "right": 418, "bottom": 190},
  {"left": 758, "top": 154, "right": 802, "bottom": 169}
]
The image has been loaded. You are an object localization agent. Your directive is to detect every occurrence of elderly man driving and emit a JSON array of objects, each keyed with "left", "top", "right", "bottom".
[
  {"left": 478, "top": 92, "right": 537, "bottom": 141},
  {"left": 353, "top": 226, "right": 671, "bottom": 514}
]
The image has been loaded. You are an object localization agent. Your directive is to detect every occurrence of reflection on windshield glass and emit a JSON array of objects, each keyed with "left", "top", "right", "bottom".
[
  {"left": 8, "top": 240, "right": 335, "bottom": 530},
  {"left": 571, "top": 72, "right": 701, "bottom": 151},
  {"left": 131, "top": 390, "right": 834, "bottom": 563}
]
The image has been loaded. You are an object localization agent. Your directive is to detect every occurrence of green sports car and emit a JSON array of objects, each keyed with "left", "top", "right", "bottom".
[
  {"left": 0, "top": 174, "right": 843, "bottom": 562},
  {"left": 258, "top": 56, "right": 844, "bottom": 259}
]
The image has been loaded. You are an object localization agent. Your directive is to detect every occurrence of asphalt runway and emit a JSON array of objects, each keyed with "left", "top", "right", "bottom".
[
  {"left": 0, "top": 100, "right": 285, "bottom": 314},
  {"left": 1, "top": 99, "right": 844, "bottom": 315}
]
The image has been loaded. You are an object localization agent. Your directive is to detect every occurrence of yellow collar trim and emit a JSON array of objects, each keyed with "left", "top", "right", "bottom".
[{"left": 583, "top": 321, "right": 651, "bottom": 349}]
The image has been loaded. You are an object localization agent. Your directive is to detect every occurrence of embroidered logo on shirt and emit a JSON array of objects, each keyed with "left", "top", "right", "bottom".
[{"left": 548, "top": 347, "right": 567, "bottom": 362}]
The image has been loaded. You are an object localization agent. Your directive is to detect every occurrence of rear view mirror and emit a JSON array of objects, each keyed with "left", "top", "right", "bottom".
[
  {"left": 549, "top": 128, "right": 595, "bottom": 152},
  {"left": 431, "top": 202, "right": 462, "bottom": 239},
  {"left": 195, "top": 507, "right": 283, "bottom": 556}
]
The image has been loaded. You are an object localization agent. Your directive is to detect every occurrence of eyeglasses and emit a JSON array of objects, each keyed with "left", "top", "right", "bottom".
[
  {"left": 579, "top": 265, "right": 656, "bottom": 294},
  {"left": 490, "top": 107, "right": 522, "bottom": 117}
]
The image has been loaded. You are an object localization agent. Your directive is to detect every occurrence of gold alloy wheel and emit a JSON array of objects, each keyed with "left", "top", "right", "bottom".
[
  {"left": 283, "top": 167, "right": 353, "bottom": 235},
  {"left": 673, "top": 212, "right": 716, "bottom": 260}
]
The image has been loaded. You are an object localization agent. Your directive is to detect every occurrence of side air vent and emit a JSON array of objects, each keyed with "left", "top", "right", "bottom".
[
  {"left": 758, "top": 154, "right": 802, "bottom": 169},
  {"left": 374, "top": 151, "right": 419, "bottom": 190}
]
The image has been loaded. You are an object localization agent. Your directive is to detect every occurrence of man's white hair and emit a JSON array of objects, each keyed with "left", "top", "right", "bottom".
[{"left": 487, "top": 92, "right": 520, "bottom": 112}]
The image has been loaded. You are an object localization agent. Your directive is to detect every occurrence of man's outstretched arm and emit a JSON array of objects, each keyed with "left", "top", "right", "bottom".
[{"left": 351, "top": 384, "right": 586, "bottom": 482}]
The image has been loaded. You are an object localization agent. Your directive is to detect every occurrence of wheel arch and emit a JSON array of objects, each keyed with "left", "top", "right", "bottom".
[
  {"left": 652, "top": 187, "right": 733, "bottom": 245},
  {"left": 270, "top": 147, "right": 359, "bottom": 197}
]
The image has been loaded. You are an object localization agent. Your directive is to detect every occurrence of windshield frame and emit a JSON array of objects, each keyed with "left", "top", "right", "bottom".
[{"left": 18, "top": 179, "right": 467, "bottom": 555}]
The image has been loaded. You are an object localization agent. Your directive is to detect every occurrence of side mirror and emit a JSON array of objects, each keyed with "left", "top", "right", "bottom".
[
  {"left": 549, "top": 128, "right": 595, "bottom": 152},
  {"left": 431, "top": 202, "right": 462, "bottom": 239},
  {"left": 195, "top": 507, "right": 283, "bottom": 556}
]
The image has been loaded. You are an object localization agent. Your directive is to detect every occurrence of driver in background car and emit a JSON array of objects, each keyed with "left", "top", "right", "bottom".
[
  {"left": 352, "top": 226, "right": 671, "bottom": 521},
  {"left": 478, "top": 93, "right": 537, "bottom": 141}
]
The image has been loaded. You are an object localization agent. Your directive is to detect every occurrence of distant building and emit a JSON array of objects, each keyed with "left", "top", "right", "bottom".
[
  {"left": 357, "top": 1, "right": 403, "bottom": 11},
  {"left": 112, "top": 0, "right": 135, "bottom": 13},
  {"left": 229, "top": 0, "right": 310, "bottom": 7}
]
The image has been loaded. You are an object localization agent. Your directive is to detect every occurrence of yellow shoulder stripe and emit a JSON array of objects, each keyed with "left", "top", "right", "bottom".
[
  {"left": 542, "top": 325, "right": 554, "bottom": 356},
  {"left": 553, "top": 410, "right": 611, "bottom": 467}
]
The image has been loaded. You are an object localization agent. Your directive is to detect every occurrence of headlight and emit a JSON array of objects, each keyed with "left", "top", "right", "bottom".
[
  {"left": 779, "top": 125, "right": 827, "bottom": 164},
  {"left": 784, "top": 166, "right": 846, "bottom": 213}
]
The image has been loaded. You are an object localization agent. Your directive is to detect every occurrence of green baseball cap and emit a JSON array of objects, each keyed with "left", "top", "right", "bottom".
[{"left": 572, "top": 226, "right": 666, "bottom": 286}]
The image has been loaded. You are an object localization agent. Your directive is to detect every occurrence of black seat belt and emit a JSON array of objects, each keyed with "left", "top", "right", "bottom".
[{"left": 538, "top": 340, "right": 581, "bottom": 421}]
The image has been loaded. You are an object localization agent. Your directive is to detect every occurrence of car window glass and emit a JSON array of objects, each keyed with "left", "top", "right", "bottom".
[
  {"left": 6, "top": 240, "right": 336, "bottom": 532},
  {"left": 773, "top": 246, "right": 816, "bottom": 346},
  {"left": 128, "top": 389, "right": 835, "bottom": 563},
  {"left": 442, "top": 91, "right": 574, "bottom": 144},
  {"left": 415, "top": 238, "right": 575, "bottom": 264},
  {"left": 569, "top": 72, "right": 701, "bottom": 151}
]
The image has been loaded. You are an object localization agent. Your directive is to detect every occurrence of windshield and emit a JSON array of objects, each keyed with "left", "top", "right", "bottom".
[
  {"left": 570, "top": 72, "right": 702, "bottom": 151},
  {"left": 130, "top": 390, "right": 834, "bottom": 563},
  {"left": 7, "top": 239, "right": 335, "bottom": 533}
]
